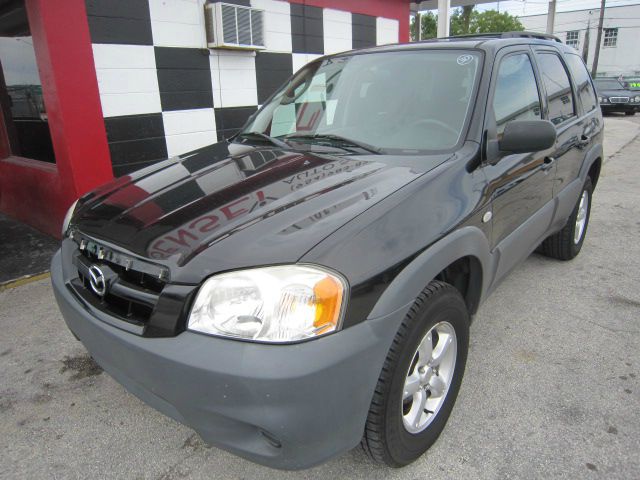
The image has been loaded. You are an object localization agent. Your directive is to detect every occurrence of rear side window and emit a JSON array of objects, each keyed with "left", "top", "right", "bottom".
[
  {"left": 536, "top": 53, "right": 576, "bottom": 125},
  {"left": 493, "top": 53, "right": 541, "bottom": 135},
  {"left": 564, "top": 54, "right": 598, "bottom": 112}
]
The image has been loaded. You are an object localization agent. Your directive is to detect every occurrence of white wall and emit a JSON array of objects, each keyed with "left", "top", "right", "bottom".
[{"left": 520, "top": 4, "right": 640, "bottom": 76}]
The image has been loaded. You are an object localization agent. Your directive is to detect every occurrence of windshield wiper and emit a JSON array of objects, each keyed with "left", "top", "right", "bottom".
[
  {"left": 235, "top": 131, "right": 290, "bottom": 149},
  {"left": 285, "top": 133, "right": 382, "bottom": 154}
]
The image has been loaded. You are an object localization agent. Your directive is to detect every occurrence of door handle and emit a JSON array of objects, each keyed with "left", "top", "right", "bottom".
[
  {"left": 578, "top": 134, "right": 591, "bottom": 148},
  {"left": 541, "top": 156, "right": 555, "bottom": 171}
]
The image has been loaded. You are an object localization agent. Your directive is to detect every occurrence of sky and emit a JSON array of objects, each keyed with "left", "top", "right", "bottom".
[{"left": 423, "top": 0, "right": 640, "bottom": 17}]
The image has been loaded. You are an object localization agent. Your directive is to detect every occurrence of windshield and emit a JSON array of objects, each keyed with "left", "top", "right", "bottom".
[
  {"left": 595, "top": 79, "right": 625, "bottom": 90},
  {"left": 241, "top": 50, "right": 482, "bottom": 154}
]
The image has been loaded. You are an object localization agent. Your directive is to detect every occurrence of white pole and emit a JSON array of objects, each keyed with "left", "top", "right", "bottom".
[
  {"left": 437, "top": 0, "right": 450, "bottom": 38},
  {"left": 546, "top": 0, "right": 557, "bottom": 34}
]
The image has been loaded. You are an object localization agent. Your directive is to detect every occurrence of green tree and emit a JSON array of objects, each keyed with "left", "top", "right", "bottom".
[
  {"left": 468, "top": 10, "right": 525, "bottom": 34},
  {"left": 411, "top": 11, "right": 437, "bottom": 40},
  {"left": 411, "top": 8, "right": 524, "bottom": 41},
  {"left": 451, "top": 6, "right": 475, "bottom": 35}
]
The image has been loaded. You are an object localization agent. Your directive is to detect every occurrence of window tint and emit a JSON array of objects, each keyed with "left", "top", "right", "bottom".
[
  {"left": 536, "top": 53, "right": 575, "bottom": 125},
  {"left": 564, "top": 54, "right": 597, "bottom": 112},
  {"left": 493, "top": 53, "right": 541, "bottom": 135}
]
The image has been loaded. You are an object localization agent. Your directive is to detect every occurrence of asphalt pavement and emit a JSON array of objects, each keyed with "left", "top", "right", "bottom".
[
  {"left": 0, "top": 213, "right": 58, "bottom": 285},
  {"left": 1, "top": 116, "right": 639, "bottom": 479}
]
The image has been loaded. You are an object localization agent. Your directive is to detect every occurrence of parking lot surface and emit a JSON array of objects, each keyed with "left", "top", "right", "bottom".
[{"left": 1, "top": 116, "right": 639, "bottom": 479}]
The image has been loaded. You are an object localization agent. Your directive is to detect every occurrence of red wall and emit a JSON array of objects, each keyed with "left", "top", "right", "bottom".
[
  {"left": 0, "top": 0, "right": 112, "bottom": 237},
  {"left": 287, "top": 0, "right": 410, "bottom": 42}
]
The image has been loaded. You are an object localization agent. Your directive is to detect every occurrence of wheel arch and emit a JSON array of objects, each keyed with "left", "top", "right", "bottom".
[
  {"left": 587, "top": 157, "right": 602, "bottom": 189},
  {"left": 368, "top": 226, "right": 492, "bottom": 320},
  {"left": 579, "top": 142, "right": 604, "bottom": 189},
  {"left": 434, "top": 255, "right": 484, "bottom": 315}
]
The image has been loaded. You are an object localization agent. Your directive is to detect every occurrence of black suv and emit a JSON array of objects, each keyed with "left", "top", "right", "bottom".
[{"left": 52, "top": 32, "right": 603, "bottom": 470}]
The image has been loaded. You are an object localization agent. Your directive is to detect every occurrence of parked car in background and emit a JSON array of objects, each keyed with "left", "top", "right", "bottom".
[
  {"left": 52, "top": 32, "right": 603, "bottom": 470},
  {"left": 624, "top": 76, "right": 640, "bottom": 90},
  {"left": 594, "top": 77, "right": 640, "bottom": 115}
]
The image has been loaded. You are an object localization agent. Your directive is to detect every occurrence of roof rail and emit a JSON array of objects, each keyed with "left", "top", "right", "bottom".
[{"left": 441, "top": 31, "right": 563, "bottom": 43}]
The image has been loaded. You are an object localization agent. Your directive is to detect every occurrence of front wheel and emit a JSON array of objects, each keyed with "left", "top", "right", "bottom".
[
  {"left": 361, "top": 281, "right": 469, "bottom": 467},
  {"left": 538, "top": 177, "right": 593, "bottom": 260}
]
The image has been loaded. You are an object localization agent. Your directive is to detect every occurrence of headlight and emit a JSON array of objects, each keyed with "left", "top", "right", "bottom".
[
  {"left": 188, "top": 265, "right": 347, "bottom": 343},
  {"left": 634, "top": 95, "right": 640, "bottom": 102},
  {"left": 61, "top": 199, "right": 79, "bottom": 236},
  {"left": 599, "top": 96, "right": 607, "bottom": 103}
]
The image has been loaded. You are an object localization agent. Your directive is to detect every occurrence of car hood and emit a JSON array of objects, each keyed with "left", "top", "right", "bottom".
[{"left": 73, "top": 141, "right": 449, "bottom": 283}]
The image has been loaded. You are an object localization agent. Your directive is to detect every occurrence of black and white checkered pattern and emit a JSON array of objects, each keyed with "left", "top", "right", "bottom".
[{"left": 86, "top": 0, "right": 399, "bottom": 176}]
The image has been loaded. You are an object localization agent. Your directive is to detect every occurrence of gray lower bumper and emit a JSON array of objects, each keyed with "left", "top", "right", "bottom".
[
  {"left": 51, "top": 250, "right": 405, "bottom": 470},
  {"left": 601, "top": 104, "right": 638, "bottom": 112}
]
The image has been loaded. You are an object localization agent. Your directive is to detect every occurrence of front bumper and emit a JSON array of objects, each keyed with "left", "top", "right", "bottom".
[
  {"left": 601, "top": 103, "right": 639, "bottom": 113},
  {"left": 51, "top": 250, "right": 405, "bottom": 470}
]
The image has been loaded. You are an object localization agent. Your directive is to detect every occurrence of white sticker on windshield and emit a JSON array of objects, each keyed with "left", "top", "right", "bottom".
[{"left": 457, "top": 54, "right": 473, "bottom": 66}]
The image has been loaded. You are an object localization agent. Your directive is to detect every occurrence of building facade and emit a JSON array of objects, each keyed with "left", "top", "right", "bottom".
[
  {"left": 520, "top": 3, "right": 640, "bottom": 77},
  {"left": 0, "top": 0, "right": 408, "bottom": 237}
]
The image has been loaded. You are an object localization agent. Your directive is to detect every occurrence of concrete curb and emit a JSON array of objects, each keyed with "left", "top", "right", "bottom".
[{"left": 0, "top": 272, "right": 51, "bottom": 292}]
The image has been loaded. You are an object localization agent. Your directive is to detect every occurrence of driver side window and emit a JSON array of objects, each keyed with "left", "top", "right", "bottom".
[{"left": 493, "top": 53, "right": 542, "bottom": 135}]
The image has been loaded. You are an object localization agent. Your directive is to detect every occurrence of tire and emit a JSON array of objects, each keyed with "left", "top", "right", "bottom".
[
  {"left": 538, "top": 177, "right": 593, "bottom": 261},
  {"left": 361, "top": 281, "right": 469, "bottom": 467},
  {"left": 625, "top": 111, "right": 636, "bottom": 116}
]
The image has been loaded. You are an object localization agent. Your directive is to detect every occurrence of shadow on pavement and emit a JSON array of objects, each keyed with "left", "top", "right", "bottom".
[{"left": 0, "top": 213, "right": 58, "bottom": 284}]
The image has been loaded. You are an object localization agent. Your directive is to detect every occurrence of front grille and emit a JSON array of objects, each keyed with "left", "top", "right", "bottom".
[
  {"left": 69, "top": 232, "right": 169, "bottom": 328},
  {"left": 609, "top": 96, "right": 629, "bottom": 103}
]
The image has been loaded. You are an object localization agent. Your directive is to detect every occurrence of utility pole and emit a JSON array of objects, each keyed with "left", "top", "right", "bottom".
[
  {"left": 591, "top": 0, "right": 606, "bottom": 77},
  {"left": 582, "top": 16, "right": 591, "bottom": 63},
  {"left": 546, "top": 0, "right": 557, "bottom": 34}
]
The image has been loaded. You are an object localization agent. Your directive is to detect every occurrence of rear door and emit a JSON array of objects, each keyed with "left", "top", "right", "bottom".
[
  {"left": 532, "top": 48, "right": 584, "bottom": 196},
  {"left": 563, "top": 52, "right": 602, "bottom": 182}
]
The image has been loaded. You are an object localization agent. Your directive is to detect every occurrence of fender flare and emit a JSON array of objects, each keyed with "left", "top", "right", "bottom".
[
  {"left": 578, "top": 142, "right": 603, "bottom": 184},
  {"left": 368, "top": 226, "right": 492, "bottom": 319}
]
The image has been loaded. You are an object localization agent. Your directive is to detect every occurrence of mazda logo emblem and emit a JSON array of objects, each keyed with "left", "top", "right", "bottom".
[{"left": 88, "top": 265, "right": 107, "bottom": 297}]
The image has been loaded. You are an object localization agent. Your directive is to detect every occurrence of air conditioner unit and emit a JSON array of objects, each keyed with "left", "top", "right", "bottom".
[{"left": 205, "top": 2, "right": 265, "bottom": 50}]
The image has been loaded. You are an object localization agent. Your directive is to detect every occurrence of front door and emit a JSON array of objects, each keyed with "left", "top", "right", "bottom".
[{"left": 482, "top": 47, "right": 556, "bottom": 281}]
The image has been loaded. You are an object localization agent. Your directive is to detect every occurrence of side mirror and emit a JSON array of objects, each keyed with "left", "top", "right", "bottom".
[{"left": 499, "top": 120, "right": 557, "bottom": 154}]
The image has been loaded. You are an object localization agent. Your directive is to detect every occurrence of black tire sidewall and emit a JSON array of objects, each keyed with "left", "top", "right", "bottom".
[
  {"left": 568, "top": 178, "right": 593, "bottom": 258},
  {"left": 383, "top": 287, "right": 469, "bottom": 465}
]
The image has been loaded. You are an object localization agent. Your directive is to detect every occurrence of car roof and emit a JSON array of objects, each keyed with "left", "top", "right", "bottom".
[{"left": 338, "top": 31, "right": 573, "bottom": 57}]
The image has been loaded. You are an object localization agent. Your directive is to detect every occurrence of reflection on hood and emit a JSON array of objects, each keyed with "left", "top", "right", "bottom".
[{"left": 73, "top": 141, "right": 425, "bottom": 268}]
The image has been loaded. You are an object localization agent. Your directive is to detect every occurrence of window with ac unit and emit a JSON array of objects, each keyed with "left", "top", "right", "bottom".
[
  {"left": 566, "top": 31, "right": 579, "bottom": 49},
  {"left": 204, "top": 2, "right": 265, "bottom": 50},
  {"left": 603, "top": 28, "right": 618, "bottom": 48}
]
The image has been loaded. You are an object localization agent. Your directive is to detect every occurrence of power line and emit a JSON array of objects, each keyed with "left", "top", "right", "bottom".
[{"left": 532, "top": 17, "right": 640, "bottom": 28}]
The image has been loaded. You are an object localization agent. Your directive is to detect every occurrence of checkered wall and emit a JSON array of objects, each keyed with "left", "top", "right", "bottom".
[{"left": 85, "top": 0, "right": 400, "bottom": 176}]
